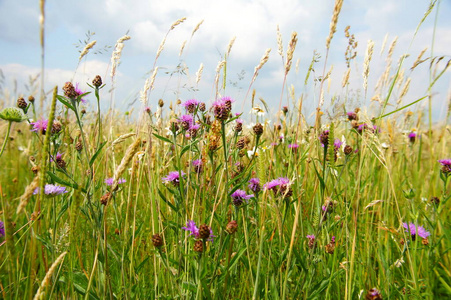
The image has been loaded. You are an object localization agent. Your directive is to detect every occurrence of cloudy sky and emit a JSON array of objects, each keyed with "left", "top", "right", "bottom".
[{"left": 0, "top": 0, "right": 449, "bottom": 123}]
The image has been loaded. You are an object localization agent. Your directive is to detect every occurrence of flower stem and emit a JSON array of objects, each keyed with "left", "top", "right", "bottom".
[{"left": 0, "top": 121, "right": 12, "bottom": 158}]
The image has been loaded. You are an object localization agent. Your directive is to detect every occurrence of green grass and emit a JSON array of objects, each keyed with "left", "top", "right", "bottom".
[{"left": 0, "top": 3, "right": 450, "bottom": 299}]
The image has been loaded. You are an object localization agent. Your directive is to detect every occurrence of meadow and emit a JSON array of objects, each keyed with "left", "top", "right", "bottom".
[{"left": 0, "top": 1, "right": 450, "bottom": 299}]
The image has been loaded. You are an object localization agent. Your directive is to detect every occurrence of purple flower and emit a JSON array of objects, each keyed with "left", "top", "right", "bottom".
[
  {"left": 319, "top": 130, "right": 330, "bottom": 147},
  {"left": 346, "top": 111, "right": 357, "bottom": 121},
  {"left": 288, "top": 143, "right": 299, "bottom": 152},
  {"left": 333, "top": 139, "right": 343, "bottom": 150},
  {"left": 181, "top": 99, "right": 200, "bottom": 113},
  {"left": 231, "top": 189, "right": 254, "bottom": 207},
  {"left": 50, "top": 152, "right": 64, "bottom": 162},
  {"left": 306, "top": 234, "right": 315, "bottom": 240},
  {"left": 30, "top": 119, "right": 49, "bottom": 134},
  {"left": 162, "top": 171, "right": 186, "bottom": 186},
  {"left": 178, "top": 114, "right": 194, "bottom": 130},
  {"left": 74, "top": 83, "right": 87, "bottom": 104},
  {"left": 264, "top": 177, "right": 292, "bottom": 197},
  {"left": 192, "top": 159, "right": 203, "bottom": 173},
  {"left": 438, "top": 159, "right": 451, "bottom": 167},
  {"left": 357, "top": 123, "right": 367, "bottom": 134},
  {"left": 212, "top": 96, "right": 234, "bottom": 120},
  {"left": 307, "top": 234, "right": 316, "bottom": 248},
  {"left": 105, "top": 178, "right": 126, "bottom": 186},
  {"left": 182, "top": 220, "right": 215, "bottom": 241},
  {"left": 403, "top": 222, "right": 430, "bottom": 240},
  {"left": 33, "top": 184, "right": 68, "bottom": 196},
  {"left": 236, "top": 119, "right": 243, "bottom": 124},
  {"left": 248, "top": 178, "right": 261, "bottom": 193},
  {"left": 438, "top": 159, "right": 451, "bottom": 174},
  {"left": 0, "top": 220, "right": 4, "bottom": 237}
]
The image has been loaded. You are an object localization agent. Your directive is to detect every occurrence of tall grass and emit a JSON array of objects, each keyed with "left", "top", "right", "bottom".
[{"left": 0, "top": 2, "right": 450, "bottom": 300}]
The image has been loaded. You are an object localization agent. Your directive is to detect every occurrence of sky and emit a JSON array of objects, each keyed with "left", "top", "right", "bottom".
[{"left": 0, "top": 0, "right": 449, "bottom": 124}]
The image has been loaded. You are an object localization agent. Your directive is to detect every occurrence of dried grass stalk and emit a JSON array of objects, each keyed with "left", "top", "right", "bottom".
[
  {"left": 363, "top": 40, "right": 374, "bottom": 95},
  {"left": 17, "top": 176, "right": 40, "bottom": 214},
  {"left": 111, "top": 35, "right": 131, "bottom": 79},
  {"left": 179, "top": 40, "right": 187, "bottom": 57},
  {"left": 191, "top": 20, "right": 204, "bottom": 36},
  {"left": 170, "top": 17, "right": 186, "bottom": 30},
  {"left": 326, "top": 0, "right": 344, "bottom": 49},
  {"left": 277, "top": 25, "right": 284, "bottom": 57},
  {"left": 342, "top": 68, "right": 351, "bottom": 88},
  {"left": 411, "top": 47, "right": 428, "bottom": 70},
  {"left": 285, "top": 32, "right": 298, "bottom": 75},
  {"left": 227, "top": 36, "right": 236, "bottom": 56},
  {"left": 112, "top": 138, "right": 141, "bottom": 191},
  {"left": 33, "top": 251, "right": 67, "bottom": 300},
  {"left": 139, "top": 67, "right": 158, "bottom": 105},
  {"left": 196, "top": 63, "right": 204, "bottom": 84},
  {"left": 111, "top": 133, "right": 136, "bottom": 147},
  {"left": 79, "top": 40, "right": 96, "bottom": 61},
  {"left": 252, "top": 48, "right": 271, "bottom": 82}
]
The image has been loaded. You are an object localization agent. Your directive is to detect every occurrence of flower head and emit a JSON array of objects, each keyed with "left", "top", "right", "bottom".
[
  {"left": 438, "top": 159, "right": 451, "bottom": 174},
  {"left": 162, "top": 171, "right": 186, "bottom": 186},
  {"left": 212, "top": 96, "right": 233, "bottom": 120},
  {"left": 346, "top": 111, "right": 358, "bottom": 121},
  {"left": 231, "top": 189, "right": 254, "bottom": 207},
  {"left": 403, "top": 222, "right": 430, "bottom": 240},
  {"left": 248, "top": 178, "right": 261, "bottom": 193},
  {"left": 30, "top": 119, "right": 49, "bottom": 134},
  {"left": 34, "top": 184, "right": 68, "bottom": 197},
  {"left": 181, "top": 99, "right": 200, "bottom": 113},
  {"left": 333, "top": 139, "right": 343, "bottom": 150},
  {"left": 288, "top": 143, "right": 299, "bottom": 152},
  {"left": 105, "top": 178, "right": 126, "bottom": 186},
  {"left": 192, "top": 159, "right": 203, "bottom": 173},
  {"left": 408, "top": 131, "right": 417, "bottom": 143},
  {"left": 182, "top": 220, "right": 215, "bottom": 241},
  {"left": 264, "top": 177, "right": 292, "bottom": 198}
]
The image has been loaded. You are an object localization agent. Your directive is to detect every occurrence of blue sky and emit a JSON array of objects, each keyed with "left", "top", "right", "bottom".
[{"left": 0, "top": 0, "right": 449, "bottom": 123}]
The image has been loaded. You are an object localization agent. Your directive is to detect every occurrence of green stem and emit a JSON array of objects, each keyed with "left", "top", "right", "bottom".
[{"left": 0, "top": 121, "right": 12, "bottom": 158}]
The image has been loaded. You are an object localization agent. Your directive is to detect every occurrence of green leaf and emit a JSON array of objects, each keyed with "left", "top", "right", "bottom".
[
  {"left": 56, "top": 95, "right": 75, "bottom": 111},
  {"left": 153, "top": 133, "right": 173, "bottom": 144},
  {"left": 47, "top": 171, "right": 84, "bottom": 192},
  {"left": 89, "top": 141, "right": 107, "bottom": 167}
]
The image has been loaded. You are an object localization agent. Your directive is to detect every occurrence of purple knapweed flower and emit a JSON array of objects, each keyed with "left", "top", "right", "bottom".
[
  {"left": 346, "top": 111, "right": 358, "bottom": 121},
  {"left": 182, "top": 220, "right": 215, "bottom": 241},
  {"left": 288, "top": 143, "right": 299, "bottom": 152},
  {"left": 333, "top": 139, "right": 343, "bottom": 150},
  {"left": 403, "top": 222, "right": 430, "bottom": 240},
  {"left": 264, "top": 177, "right": 292, "bottom": 197},
  {"left": 212, "top": 96, "right": 234, "bottom": 120},
  {"left": 192, "top": 159, "right": 203, "bottom": 173},
  {"left": 248, "top": 178, "right": 261, "bottom": 193},
  {"left": 33, "top": 184, "right": 68, "bottom": 196},
  {"left": 30, "top": 119, "right": 49, "bottom": 134},
  {"left": 231, "top": 189, "right": 254, "bottom": 207},
  {"left": 178, "top": 114, "right": 194, "bottom": 131},
  {"left": 408, "top": 132, "right": 417, "bottom": 143},
  {"left": 307, "top": 234, "right": 315, "bottom": 241},
  {"left": 438, "top": 159, "right": 451, "bottom": 174},
  {"left": 0, "top": 220, "right": 4, "bottom": 237},
  {"left": 307, "top": 234, "right": 316, "bottom": 248},
  {"left": 357, "top": 123, "right": 367, "bottom": 134},
  {"left": 319, "top": 130, "right": 330, "bottom": 147},
  {"left": 105, "top": 178, "right": 126, "bottom": 186},
  {"left": 162, "top": 171, "right": 186, "bottom": 186},
  {"left": 74, "top": 83, "right": 87, "bottom": 104},
  {"left": 181, "top": 99, "right": 200, "bottom": 113},
  {"left": 50, "top": 152, "right": 64, "bottom": 162}
]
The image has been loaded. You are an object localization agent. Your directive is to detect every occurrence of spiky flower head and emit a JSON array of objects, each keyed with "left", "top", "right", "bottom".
[
  {"left": 212, "top": 96, "right": 234, "bottom": 121},
  {"left": 438, "top": 159, "right": 451, "bottom": 174},
  {"left": 182, "top": 220, "right": 215, "bottom": 241},
  {"left": 288, "top": 143, "right": 299, "bottom": 152},
  {"left": 231, "top": 189, "right": 254, "bottom": 207},
  {"left": 192, "top": 159, "right": 203, "bottom": 173},
  {"left": 248, "top": 178, "right": 261, "bottom": 193},
  {"left": 152, "top": 234, "right": 164, "bottom": 248},
  {"left": 226, "top": 220, "right": 238, "bottom": 234},
  {"left": 408, "top": 132, "right": 417, "bottom": 143},
  {"left": 181, "top": 99, "right": 200, "bottom": 114},
  {"left": 162, "top": 171, "right": 186, "bottom": 186},
  {"left": 92, "top": 75, "right": 103, "bottom": 88},
  {"left": 365, "top": 288, "right": 382, "bottom": 300},
  {"left": 264, "top": 177, "right": 292, "bottom": 198},
  {"left": 346, "top": 111, "right": 358, "bottom": 121}
]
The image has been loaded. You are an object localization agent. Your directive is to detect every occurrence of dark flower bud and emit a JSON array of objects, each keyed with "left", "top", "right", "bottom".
[
  {"left": 344, "top": 145, "right": 353, "bottom": 155},
  {"left": 365, "top": 288, "right": 382, "bottom": 300},
  {"left": 194, "top": 240, "right": 203, "bottom": 253},
  {"left": 226, "top": 220, "right": 238, "bottom": 234},
  {"left": 28, "top": 95, "right": 35, "bottom": 103},
  {"left": 63, "top": 82, "right": 77, "bottom": 99},
  {"left": 253, "top": 123, "right": 264, "bottom": 136},
  {"left": 158, "top": 99, "right": 164, "bottom": 107},
  {"left": 152, "top": 234, "right": 164, "bottom": 248},
  {"left": 100, "top": 192, "right": 112, "bottom": 206},
  {"left": 198, "top": 224, "right": 211, "bottom": 240},
  {"left": 92, "top": 75, "right": 102, "bottom": 88},
  {"left": 17, "top": 97, "right": 27, "bottom": 109}
]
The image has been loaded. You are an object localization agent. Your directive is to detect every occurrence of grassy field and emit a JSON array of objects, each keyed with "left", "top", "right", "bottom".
[{"left": 0, "top": 1, "right": 450, "bottom": 299}]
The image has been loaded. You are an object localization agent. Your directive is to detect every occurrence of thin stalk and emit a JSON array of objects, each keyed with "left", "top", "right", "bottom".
[{"left": 0, "top": 121, "right": 12, "bottom": 158}]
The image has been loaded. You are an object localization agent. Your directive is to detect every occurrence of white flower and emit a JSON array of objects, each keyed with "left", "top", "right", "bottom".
[
  {"left": 250, "top": 106, "right": 266, "bottom": 116},
  {"left": 247, "top": 147, "right": 259, "bottom": 158},
  {"left": 381, "top": 142, "right": 390, "bottom": 149},
  {"left": 394, "top": 257, "right": 404, "bottom": 268}
]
